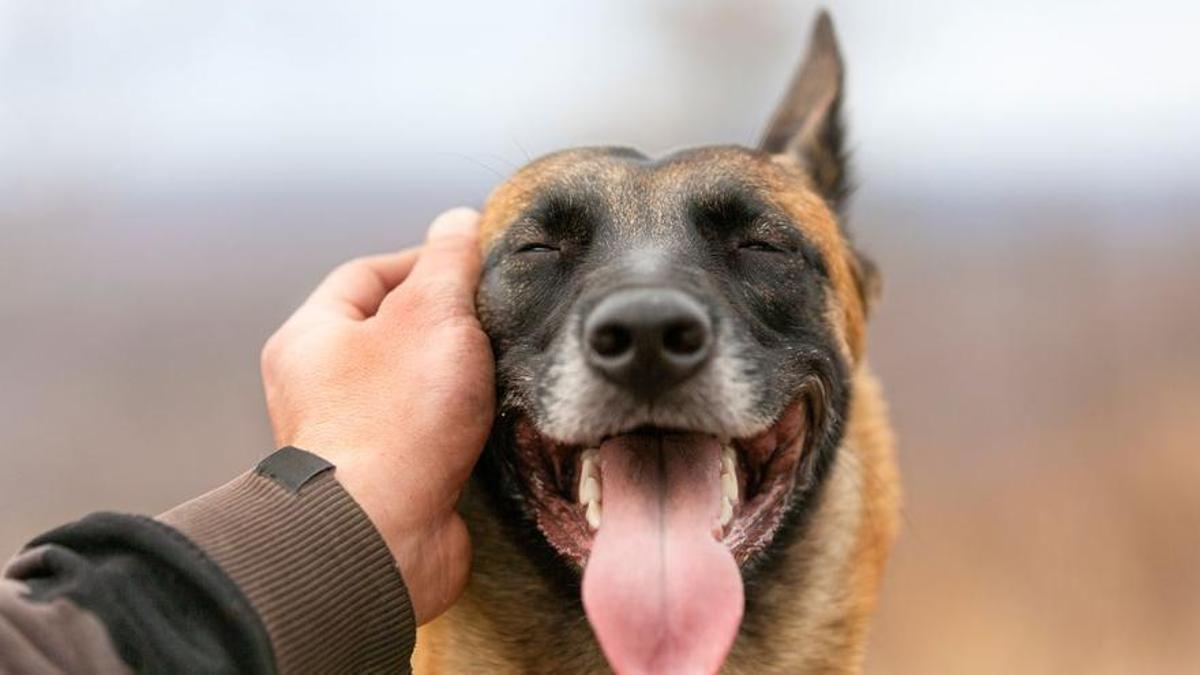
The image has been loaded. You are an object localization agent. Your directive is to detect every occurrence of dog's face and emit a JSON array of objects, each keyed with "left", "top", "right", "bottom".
[
  {"left": 478, "top": 144, "right": 866, "bottom": 559},
  {"left": 473, "top": 13, "right": 875, "bottom": 673}
]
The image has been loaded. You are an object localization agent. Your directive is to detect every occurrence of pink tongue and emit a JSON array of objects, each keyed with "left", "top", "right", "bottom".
[{"left": 582, "top": 434, "right": 744, "bottom": 675}]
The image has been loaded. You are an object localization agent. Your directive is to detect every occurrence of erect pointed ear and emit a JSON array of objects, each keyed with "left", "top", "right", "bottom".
[
  {"left": 849, "top": 245, "right": 881, "bottom": 315},
  {"left": 759, "top": 11, "right": 850, "bottom": 213}
]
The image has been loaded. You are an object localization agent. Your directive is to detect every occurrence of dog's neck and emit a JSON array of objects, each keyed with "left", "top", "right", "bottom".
[{"left": 414, "top": 367, "right": 897, "bottom": 674}]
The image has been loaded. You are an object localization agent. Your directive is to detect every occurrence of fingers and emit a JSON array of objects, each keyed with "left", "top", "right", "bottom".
[
  {"left": 285, "top": 206, "right": 481, "bottom": 329},
  {"left": 301, "top": 247, "right": 421, "bottom": 321},
  {"left": 389, "top": 207, "right": 482, "bottom": 320}
]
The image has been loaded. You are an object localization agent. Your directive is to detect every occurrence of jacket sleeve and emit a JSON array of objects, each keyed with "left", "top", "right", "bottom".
[{"left": 1, "top": 447, "right": 416, "bottom": 674}]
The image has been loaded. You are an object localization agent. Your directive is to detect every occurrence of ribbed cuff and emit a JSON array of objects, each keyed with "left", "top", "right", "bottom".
[{"left": 159, "top": 448, "right": 415, "bottom": 674}]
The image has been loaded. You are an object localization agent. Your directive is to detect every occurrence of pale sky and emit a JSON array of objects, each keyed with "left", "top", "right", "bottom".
[{"left": 1, "top": 0, "right": 1197, "bottom": 199}]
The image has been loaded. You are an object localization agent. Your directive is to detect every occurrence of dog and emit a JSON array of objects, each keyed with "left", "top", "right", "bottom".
[{"left": 414, "top": 11, "right": 899, "bottom": 674}]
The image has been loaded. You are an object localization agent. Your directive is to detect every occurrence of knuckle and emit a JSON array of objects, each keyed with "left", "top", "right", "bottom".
[
  {"left": 260, "top": 332, "right": 285, "bottom": 370},
  {"left": 334, "top": 258, "right": 375, "bottom": 286},
  {"left": 339, "top": 256, "right": 372, "bottom": 274}
]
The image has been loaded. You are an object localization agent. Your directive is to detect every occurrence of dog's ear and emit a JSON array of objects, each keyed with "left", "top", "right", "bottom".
[
  {"left": 759, "top": 11, "right": 850, "bottom": 213},
  {"left": 849, "top": 246, "right": 881, "bottom": 315}
]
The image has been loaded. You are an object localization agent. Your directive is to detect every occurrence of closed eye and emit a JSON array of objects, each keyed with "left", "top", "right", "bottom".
[
  {"left": 738, "top": 240, "right": 786, "bottom": 253},
  {"left": 516, "top": 242, "right": 560, "bottom": 253}
]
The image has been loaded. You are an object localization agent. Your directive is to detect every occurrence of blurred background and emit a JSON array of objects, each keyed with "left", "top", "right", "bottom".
[{"left": 2, "top": 0, "right": 1197, "bottom": 672}]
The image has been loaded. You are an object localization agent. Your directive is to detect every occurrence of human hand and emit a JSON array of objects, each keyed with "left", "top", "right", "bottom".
[{"left": 259, "top": 207, "right": 494, "bottom": 625}]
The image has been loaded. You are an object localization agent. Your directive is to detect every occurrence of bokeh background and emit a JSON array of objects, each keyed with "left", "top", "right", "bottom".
[{"left": 2, "top": 1, "right": 1197, "bottom": 672}]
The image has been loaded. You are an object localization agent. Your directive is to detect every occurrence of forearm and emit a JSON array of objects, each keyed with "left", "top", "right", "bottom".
[{"left": 1, "top": 447, "right": 415, "bottom": 674}]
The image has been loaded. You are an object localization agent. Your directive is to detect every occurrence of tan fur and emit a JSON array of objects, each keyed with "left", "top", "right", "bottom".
[{"left": 414, "top": 146, "right": 900, "bottom": 672}]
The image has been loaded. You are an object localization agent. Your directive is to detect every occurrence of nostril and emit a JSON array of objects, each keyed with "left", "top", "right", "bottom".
[
  {"left": 590, "top": 323, "right": 634, "bottom": 359},
  {"left": 582, "top": 287, "right": 713, "bottom": 394},
  {"left": 662, "top": 319, "right": 708, "bottom": 356}
]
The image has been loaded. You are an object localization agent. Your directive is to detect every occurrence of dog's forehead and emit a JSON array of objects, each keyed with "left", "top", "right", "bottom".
[{"left": 478, "top": 145, "right": 841, "bottom": 247}]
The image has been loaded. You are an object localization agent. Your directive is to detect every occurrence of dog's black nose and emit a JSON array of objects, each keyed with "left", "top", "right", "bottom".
[{"left": 583, "top": 288, "right": 712, "bottom": 398}]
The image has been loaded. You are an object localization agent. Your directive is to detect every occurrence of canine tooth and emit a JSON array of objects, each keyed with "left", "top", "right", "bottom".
[
  {"left": 721, "top": 471, "right": 739, "bottom": 502},
  {"left": 586, "top": 500, "right": 602, "bottom": 530},
  {"left": 580, "top": 450, "right": 600, "bottom": 481},
  {"left": 719, "top": 496, "right": 733, "bottom": 527},
  {"left": 580, "top": 476, "right": 601, "bottom": 504},
  {"left": 721, "top": 446, "right": 736, "bottom": 474}
]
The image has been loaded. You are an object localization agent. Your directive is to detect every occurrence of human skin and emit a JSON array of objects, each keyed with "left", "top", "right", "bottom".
[{"left": 259, "top": 207, "right": 495, "bottom": 625}]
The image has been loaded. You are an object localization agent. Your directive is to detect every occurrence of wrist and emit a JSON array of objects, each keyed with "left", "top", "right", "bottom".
[{"left": 323, "top": 451, "right": 471, "bottom": 624}]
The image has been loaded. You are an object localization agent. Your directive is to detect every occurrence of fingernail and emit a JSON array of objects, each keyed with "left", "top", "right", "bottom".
[{"left": 428, "top": 207, "right": 480, "bottom": 239}]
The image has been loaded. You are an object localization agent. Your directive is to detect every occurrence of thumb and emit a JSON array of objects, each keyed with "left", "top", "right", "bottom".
[{"left": 397, "top": 207, "right": 482, "bottom": 319}]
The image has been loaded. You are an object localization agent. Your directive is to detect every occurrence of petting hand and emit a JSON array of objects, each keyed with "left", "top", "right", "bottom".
[{"left": 259, "top": 207, "right": 494, "bottom": 625}]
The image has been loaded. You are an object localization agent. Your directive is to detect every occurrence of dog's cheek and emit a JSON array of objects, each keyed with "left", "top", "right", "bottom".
[
  {"left": 725, "top": 263, "right": 825, "bottom": 352},
  {"left": 725, "top": 272, "right": 846, "bottom": 427}
]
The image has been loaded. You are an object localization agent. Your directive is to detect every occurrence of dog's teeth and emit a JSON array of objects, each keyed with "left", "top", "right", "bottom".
[
  {"left": 580, "top": 449, "right": 603, "bottom": 529},
  {"left": 717, "top": 444, "right": 739, "bottom": 528},
  {"left": 580, "top": 446, "right": 600, "bottom": 487},
  {"left": 586, "top": 500, "right": 602, "bottom": 530},
  {"left": 721, "top": 471, "right": 739, "bottom": 502},
  {"left": 580, "top": 449, "right": 600, "bottom": 481},
  {"left": 721, "top": 446, "right": 736, "bottom": 474},
  {"left": 720, "top": 444, "right": 739, "bottom": 504},
  {"left": 580, "top": 476, "right": 601, "bottom": 505}
]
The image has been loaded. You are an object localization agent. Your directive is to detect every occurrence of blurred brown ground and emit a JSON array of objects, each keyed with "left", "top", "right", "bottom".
[{"left": 862, "top": 198, "right": 1200, "bottom": 673}]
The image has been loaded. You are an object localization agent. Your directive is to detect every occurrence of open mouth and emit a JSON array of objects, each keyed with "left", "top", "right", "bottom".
[{"left": 511, "top": 393, "right": 812, "bottom": 569}]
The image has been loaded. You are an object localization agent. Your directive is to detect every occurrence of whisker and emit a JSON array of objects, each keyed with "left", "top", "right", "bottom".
[{"left": 438, "top": 151, "right": 507, "bottom": 181}]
